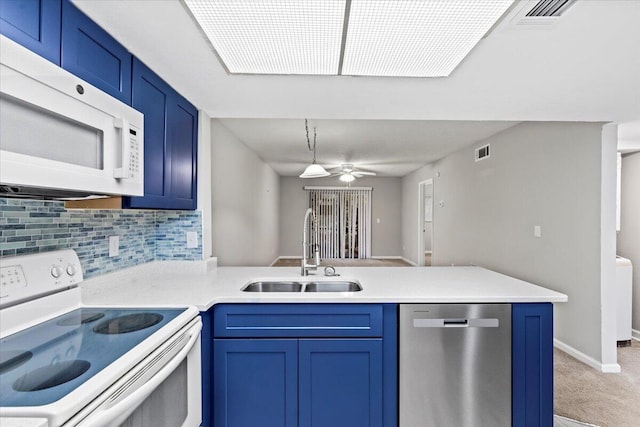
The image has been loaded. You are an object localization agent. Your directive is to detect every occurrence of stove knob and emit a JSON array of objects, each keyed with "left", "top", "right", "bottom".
[
  {"left": 50, "top": 266, "right": 63, "bottom": 278},
  {"left": 66, "top": 264, "right": 77, "bottom": 276}
]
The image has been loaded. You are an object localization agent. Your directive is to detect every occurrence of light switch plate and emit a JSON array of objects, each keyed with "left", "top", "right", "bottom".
[{"left": 534, "top": 225, "right": 542, "bottom": 238}]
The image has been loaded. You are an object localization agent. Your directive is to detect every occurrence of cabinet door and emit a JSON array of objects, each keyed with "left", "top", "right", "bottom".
[
  {"left": 167, "top": 93, "right": 198, "bottom": 210},
  {"left": 299, "top": 339, "right": 383, "bottom": 427},
  {"left": 61, "top": 0, "right": 131, "bottom": 104},
  {"left": 126, "top": 58, "right": 198, "bottom": 210},
  {"left": 127, "top": 58, "right": 170, "bottom": 208},
  {"left": 0, "top": 0, "right": 61, "bottom": 64},
  {"left": 213, "top": 339, "right": 298, "bottom": 427},
  {"left": 512, "top": 303, "right": 553, "bottom": 427}
]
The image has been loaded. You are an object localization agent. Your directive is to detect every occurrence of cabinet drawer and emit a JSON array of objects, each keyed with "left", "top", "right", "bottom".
[{"left": 213, "top": 304, "right": 383, "bottom": 338}]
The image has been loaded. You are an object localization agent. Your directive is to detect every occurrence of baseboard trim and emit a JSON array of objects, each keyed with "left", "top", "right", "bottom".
[
  {"left": 554, "top": 339, "right": 621, "bottom": 373},
  {"left": 270, "top": 256, "right": 300, "bottom": 266},
  {"left": 368, "top": 256, "right": 418, "bottom": 266},
  {"left": 632, "top": 329, "right": 640, "bottom": 341},
  {"left": 401, "top": 256, "right": 418, "bottom": 266}
]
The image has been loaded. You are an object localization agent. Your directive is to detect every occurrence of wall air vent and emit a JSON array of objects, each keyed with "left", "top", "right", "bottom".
[
  {"left": 526, "top": 0, "right": 576, "bottom": 17},
  {"left": 475, "top": 145, "right": 490, "bottom": 162}
]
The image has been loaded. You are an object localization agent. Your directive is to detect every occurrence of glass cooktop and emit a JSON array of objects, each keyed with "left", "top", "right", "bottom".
[{"left": 0, "top": 308, "right": 184, "bottom": 407}]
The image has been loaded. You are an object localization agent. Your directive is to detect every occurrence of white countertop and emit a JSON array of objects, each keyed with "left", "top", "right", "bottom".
[
  {"left": 81, "top": 260, "right": 567, "bottom": 310},
  {"left": 0, "top": 418, "right": 48, "bottom": 427}
]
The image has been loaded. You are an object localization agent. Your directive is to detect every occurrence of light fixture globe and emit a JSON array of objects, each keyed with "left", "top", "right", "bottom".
[
  {"left": 300, "top": 163, "right": 330, "bottom": 178},
  {"left": 299, "top": 119, "right": 329, "bottom": 178},
  {"left": 339, "top": 173, "right": 356, "bottom": 183}
]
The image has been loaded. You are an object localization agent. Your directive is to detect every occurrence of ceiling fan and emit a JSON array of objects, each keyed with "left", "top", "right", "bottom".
[{"left": 329, "top": 164, "right": 377, "bottom": 183}]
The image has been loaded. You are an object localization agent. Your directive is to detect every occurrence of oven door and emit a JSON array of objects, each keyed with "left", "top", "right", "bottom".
[{"left": 66, "top": 317, "right": 202, "bottom": 427}]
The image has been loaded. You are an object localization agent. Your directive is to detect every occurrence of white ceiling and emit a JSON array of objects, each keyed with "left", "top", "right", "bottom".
[
  {"left": 218, "top": 119, "right": 517, "bottom": 176},
  {"left": 73, "top": 0, "right": 640, "bottom": 174}
]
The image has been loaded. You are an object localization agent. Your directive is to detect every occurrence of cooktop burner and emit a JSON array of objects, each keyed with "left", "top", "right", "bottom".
[
  {"left": 56, "top": 311, "right": 105, "bottom": 326},
  {"left": 93, "top": 313, "right": 164, "bottom": 335},
  {"left": 13, "top": 360, "right": 91, "bottom": 392},
  {"left": 0, "top": 307, "right": 183, "bottom": 407}
]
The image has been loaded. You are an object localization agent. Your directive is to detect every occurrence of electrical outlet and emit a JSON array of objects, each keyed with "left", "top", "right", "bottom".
[
  {"left": 186, "top": 232, "right": 198, "bottom": 249},
  {"left": 108, "top": 235, "right": 119, "bottom": 257}
]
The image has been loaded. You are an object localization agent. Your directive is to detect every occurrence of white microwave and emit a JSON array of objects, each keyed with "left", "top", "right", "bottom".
[{"left": 0, "top": 35, "right": 144, "bottom": 199}]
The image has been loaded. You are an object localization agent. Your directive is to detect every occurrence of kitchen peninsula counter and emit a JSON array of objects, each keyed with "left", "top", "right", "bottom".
[{"left": 81, "top": 261, "right": 567, "bottom": 309}]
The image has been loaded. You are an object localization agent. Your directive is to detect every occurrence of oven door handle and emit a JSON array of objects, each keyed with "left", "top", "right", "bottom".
[{"left": 75, "top": 319, "right": 202, "bottom": 427}]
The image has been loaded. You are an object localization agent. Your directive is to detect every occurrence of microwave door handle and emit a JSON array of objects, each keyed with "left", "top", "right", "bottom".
[
  {"left": 75, "top": 321, "right": 202, "bottom": 427},
  {"left": 113, "top": 117, "right": 130, "bottom": 179}
]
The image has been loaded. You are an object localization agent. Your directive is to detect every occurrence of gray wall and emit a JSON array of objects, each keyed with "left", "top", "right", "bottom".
[
  {"left": 279, "top": 176, "right": 402, "bottom": 257},
  {"left": 402, "top": 122, "right": 614, "bottom": 365},
  {"left": 618, "top": 151, "right": 640, "bottom": 335},
  {"left": 210, "top": 119, "right": 280, "bottom": 265}
]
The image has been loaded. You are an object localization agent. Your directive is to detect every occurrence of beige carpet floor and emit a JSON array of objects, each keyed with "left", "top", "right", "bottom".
[
  {"left": 554, "top": 340, "right": 640, "bottom": 427},
  {"left": 272, "top": 257, "right": 413, "bottom": 267}
]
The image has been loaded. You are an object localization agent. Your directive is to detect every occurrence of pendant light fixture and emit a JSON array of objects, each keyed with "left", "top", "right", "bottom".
[{"left": 299, "top": 119, "right": 330, "bottom": 178}]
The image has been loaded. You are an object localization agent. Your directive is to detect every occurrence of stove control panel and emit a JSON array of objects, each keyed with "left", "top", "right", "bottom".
[
  {"left": 1, "top": 265, "right": 27, "bottom": 297},
  {"left": 0, "top": 249, "right": 83, "bottom": 306}
]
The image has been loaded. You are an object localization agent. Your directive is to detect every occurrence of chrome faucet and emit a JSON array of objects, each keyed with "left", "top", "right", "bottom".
[{"left": 301, "top": 208, "right": 321, "bottom": 276}]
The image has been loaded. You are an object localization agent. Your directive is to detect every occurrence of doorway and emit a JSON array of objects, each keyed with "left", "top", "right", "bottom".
[{"left": 417, "top": 179, "right": 433, "bottom": 266}]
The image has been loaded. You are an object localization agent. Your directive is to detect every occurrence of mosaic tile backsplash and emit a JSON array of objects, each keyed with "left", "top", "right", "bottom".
[{"left": 0, "top": 198, "right": 202, "bottom": 278}]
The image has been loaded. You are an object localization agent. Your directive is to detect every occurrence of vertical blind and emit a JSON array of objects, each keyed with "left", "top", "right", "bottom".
[{"left": 306, "top": 187, "right": 372, "bottom": 259}]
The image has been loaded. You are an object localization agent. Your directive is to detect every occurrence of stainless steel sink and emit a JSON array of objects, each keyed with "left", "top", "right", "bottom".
[
  {"left": 242, "top": 281, "right": 303, "bottom": 292},
  {"left": 304, "top": 281, "right": 362, "bottom": 292},
  {"left": 241, "top": 280, "right": 362, "bottom": 292}
]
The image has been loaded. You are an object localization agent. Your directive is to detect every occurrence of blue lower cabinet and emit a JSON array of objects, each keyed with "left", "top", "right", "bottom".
[
  {"left": 512, "top": 303, "right": 554, "bottom": 427},
  {"left": 213, "top": 339, "right": 298, "bottom": 427},
  {"left": 299, "top": 339, "right": 383, "bottom": 427},
  {"left": 210, "top": 304, "right": 396, "bottom": 427},
  {"left": 0, "top": 0, "right": 61, "bottom": 64}
]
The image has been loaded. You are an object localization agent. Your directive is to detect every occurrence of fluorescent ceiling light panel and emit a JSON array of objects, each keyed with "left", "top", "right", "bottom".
[
  {"left": 342, "top": 0, "right": 514, "bottom": 77},
  {"left": 184, "top": 0, "right": 346, "bottom": 75}
]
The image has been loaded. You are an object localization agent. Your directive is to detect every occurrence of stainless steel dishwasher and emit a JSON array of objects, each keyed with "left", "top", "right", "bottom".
[{"left": 400, "top": 304, "right": 511, "bottom": 427}]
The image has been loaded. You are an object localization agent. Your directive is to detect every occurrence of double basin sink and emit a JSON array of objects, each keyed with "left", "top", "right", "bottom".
[{"left": 242, "top": 280, "right": 362, "bottom": 293}]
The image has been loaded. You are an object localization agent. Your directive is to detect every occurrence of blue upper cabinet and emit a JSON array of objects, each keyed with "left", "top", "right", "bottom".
[
  {"left": 168, "top": 93, "right": 198, "bottom": 209},
  {"left": 126, "top": 58, "right": 198, "bottom": 210},
  {"left": 0, "top": 0, "right": 62, "bottom": 64},
  {"left": 1, "top": 0, "right": 197, "bottom": 210},
  {"left": 61, "top": 0, "right": 131, "bottom": 104}
]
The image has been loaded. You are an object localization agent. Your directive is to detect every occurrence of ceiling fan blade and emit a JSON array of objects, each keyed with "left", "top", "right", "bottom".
[{"left": 353, "top": 171, "right": 376, "bottom": 176}]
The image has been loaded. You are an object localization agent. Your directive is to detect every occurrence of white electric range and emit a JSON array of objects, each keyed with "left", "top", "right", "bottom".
[{"left": 0, "top": 249, "right": 202, "bottom": 427}]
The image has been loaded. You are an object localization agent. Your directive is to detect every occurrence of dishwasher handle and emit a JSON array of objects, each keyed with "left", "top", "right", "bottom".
[{"left": 413, "top": 318, "right": 499, "bottom": 328}]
